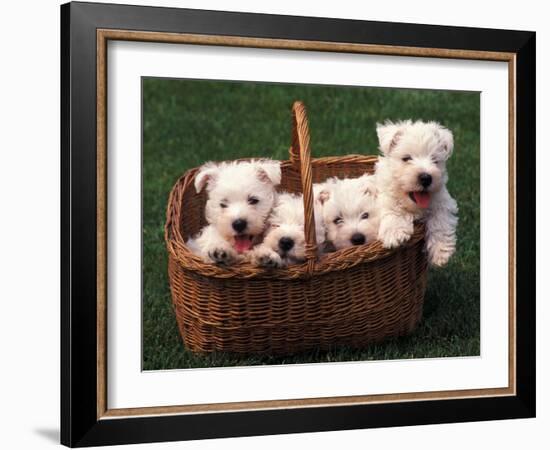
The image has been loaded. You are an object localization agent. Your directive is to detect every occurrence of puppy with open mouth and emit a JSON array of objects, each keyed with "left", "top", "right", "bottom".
[
  {"left": 375, "top": 120, "right": 458, "bottom": 267},
  {"left": 186, "top": 159, "right": 281, "bottom": 265},
  {"left": 250, "top": 192, "right": 326, "bottom": 268}
]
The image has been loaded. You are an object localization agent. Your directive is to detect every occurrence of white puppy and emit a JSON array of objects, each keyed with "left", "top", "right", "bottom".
[
  {"left": 250, "top": 192, "right": 326, "bottom": 268},
  {"left": 315, "top": 174, "right": 380, "bottom": 251},
  {"left": 375, "top": 120, "right": 458, "bottom": 267},
  {"left": 186, "top": 159, "right": 281, "bottom": 265}
]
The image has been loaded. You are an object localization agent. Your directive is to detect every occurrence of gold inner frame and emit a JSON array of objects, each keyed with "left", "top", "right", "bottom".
[{"left": 96, "top": 29, "right": 517, "bottom": 420}]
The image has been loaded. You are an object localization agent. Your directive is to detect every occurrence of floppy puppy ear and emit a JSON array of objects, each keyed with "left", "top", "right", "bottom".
[
  {"left": 356, "top": 174, "right": 377, "bottom": 198},
  {"left": 363, "top": 186, "right": 378, "bottom": 199},
  {"left": 376, "top": 121, "right": 405, "bottom": 155},
  {"left": 435, "top": 124, "right": 454, "bottom": 160},
  {"left": 317, "top": 189, "right": 331, "bottom": 205},
  {"left": 256, "top": 160, "right": 282, "bottom": 185},
  {"left": 194, "top": 162, "right": 219, "bottom": 193}
]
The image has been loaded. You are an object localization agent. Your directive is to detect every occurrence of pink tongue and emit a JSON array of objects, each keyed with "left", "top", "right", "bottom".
[
  {"left": 413, "top": 191, "right": 431, "bottom": 209},
  {"left": 234, "top": 235, "right": 253, "bottom": 253}
]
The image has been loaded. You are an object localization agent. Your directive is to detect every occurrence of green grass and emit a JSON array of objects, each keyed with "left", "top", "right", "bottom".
[{"left": 142, "top": 78, "right": 480, "bottom": 370}]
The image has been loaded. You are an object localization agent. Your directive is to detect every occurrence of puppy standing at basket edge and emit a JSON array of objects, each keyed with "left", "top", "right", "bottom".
[
  {"left": 374, "top": 120, "right": 458, "bottom": 267},
  {"left": 186, "top": 159, "right": 281, "bottom": 265}
]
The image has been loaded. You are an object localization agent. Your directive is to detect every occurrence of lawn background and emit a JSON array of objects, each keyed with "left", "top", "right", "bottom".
[{"left": 142, "top": 78, "right": 480, "bottom": 370}]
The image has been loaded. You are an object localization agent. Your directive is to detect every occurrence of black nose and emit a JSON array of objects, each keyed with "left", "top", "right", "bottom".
[
  {"left": 278, "top": 237, "right": 294, "bottom": 252},
  {"left": 350, "top": 233, "right": 366, "bottom": 246},
  {"left": 418, "top": 173, "right": 432, "bottom": 188},
  {"left": 232, "top": 219, "right": 247, "bottom": 233}
]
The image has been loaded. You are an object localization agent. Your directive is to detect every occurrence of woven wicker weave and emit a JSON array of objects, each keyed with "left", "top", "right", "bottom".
[{"left": 165, "top": 101, "right": 428, "bottom": 355}]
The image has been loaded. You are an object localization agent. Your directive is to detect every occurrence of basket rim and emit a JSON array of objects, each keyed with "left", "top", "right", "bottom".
[{"left": 165, "top": 154, "right": 426, "bottom": 280}]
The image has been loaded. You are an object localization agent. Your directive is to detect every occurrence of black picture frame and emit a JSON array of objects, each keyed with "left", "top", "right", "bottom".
[{"left": 61, "top": 1, "right": 536, "bottom": 447}]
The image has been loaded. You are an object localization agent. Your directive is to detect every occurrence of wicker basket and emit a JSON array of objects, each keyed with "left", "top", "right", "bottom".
[{"left": 165, "top": 101, "right": 428, "bottom": 355}]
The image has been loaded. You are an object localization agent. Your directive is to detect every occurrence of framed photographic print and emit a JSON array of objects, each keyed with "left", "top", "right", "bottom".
[{"left": 61, "top": 1, "right": 536, "bottom": 447}]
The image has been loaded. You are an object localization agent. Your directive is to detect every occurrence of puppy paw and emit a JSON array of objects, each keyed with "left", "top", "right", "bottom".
[
  {"left": 206, "top": 246, "right": 238, "bottom": 266},
  {"left": 380, "top": 227, "right": 412, "bottom": 248},
  {"left": 252, "top": 249, "right": 284, "bottom": 269},
  {"left": 428, "top": 243, "right": 455, "bottom": 267}
]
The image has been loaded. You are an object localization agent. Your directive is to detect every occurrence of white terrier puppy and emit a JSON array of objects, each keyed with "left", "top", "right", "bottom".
[
  {"left": 315, "top": 174, "right": 380, "bottom": 251},
  {"left": 186, "top": 159, "right": 281, "bottom": 265},
  {"left": 375, "top": 120, "right": 458, "bottom": 267},
  {"left": 250, "top": 192, "right": 326, "bottom": 268}
]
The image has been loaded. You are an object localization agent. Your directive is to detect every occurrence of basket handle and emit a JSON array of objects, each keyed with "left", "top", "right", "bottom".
[{"left": 289, "top": 101, "right": 317, "bottom": 274}]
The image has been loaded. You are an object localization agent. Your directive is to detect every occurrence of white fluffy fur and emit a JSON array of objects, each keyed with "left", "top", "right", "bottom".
[
  {"left": 186, "top": 159, "right": 281, "bottom": 265},
  {"left": 375, "top": 120, "right": 458, "bottom": 267},
  {"left": 315, "top": 174, "right": 380, "bottom": 250},
  {"left": 250, "top": 192, "right": 326, "bottom": 268}
]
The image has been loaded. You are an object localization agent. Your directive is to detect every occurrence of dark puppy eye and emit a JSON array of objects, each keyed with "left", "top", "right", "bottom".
[
  {"left": 432, "top": 157, "right": 440, "bottom": 164},
  {"left": 402, "top": 155, "right": 412, "bottom": 162},
  {"left": 361, "top": 212, "right": 369, "bottom": 220},
  {"left": 333, "top": 217, "right": 343, "bottom": 225},
  {"left": 219, "top": 202, "right": 227, "bottom": 208},
  {"left": 248, "top": 196, "right": 259, "bottom": 205}
]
